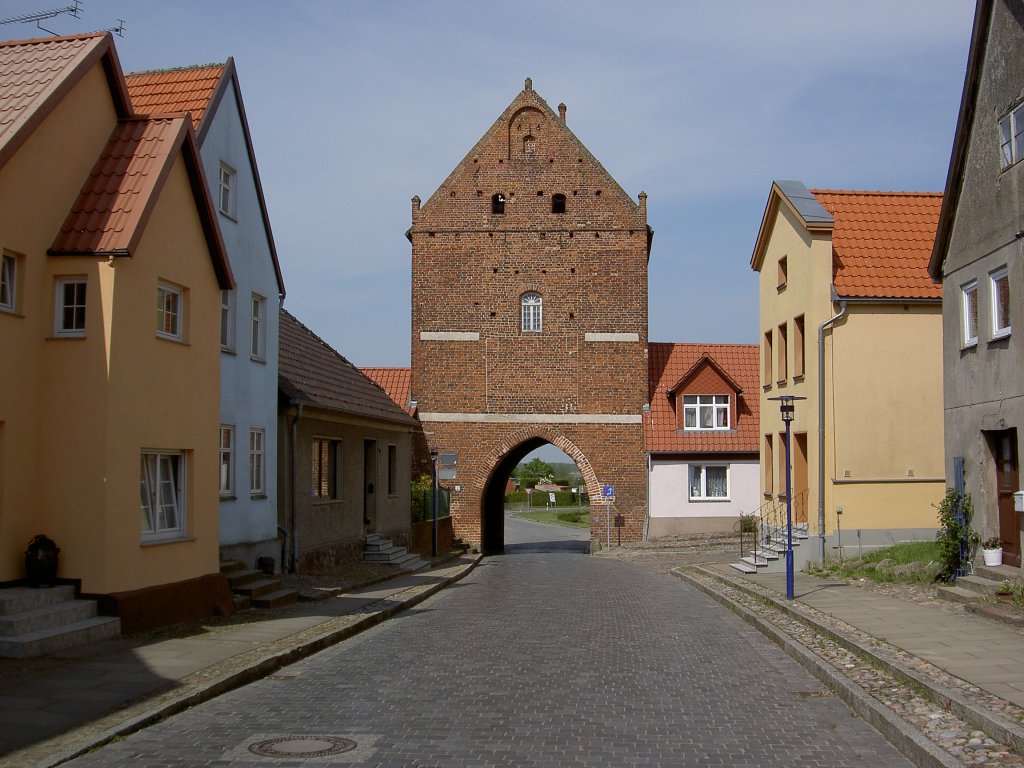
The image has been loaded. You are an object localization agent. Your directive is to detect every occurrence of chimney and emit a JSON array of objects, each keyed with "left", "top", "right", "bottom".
[
  {"left": 558, "top": 103, "right": 566, "bottom": 123},
  {"left": 524, "top": 77, "right": 533, "bottom": 93}
]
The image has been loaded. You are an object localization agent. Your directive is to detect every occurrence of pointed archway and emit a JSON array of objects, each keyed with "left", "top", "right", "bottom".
[{"left": 477, "top": 428, "right": 601, "bottom": 554}]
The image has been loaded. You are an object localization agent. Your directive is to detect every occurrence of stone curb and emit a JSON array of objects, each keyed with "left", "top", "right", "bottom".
[
  {"left": 680, "top": 565, "right": 1024, "bottom": 757},
  {"left": 673, "top": 566, "right": 964, "bottom": 768},
  {"left": 9, "top": 555, "right": 482, "bottom": 768}
]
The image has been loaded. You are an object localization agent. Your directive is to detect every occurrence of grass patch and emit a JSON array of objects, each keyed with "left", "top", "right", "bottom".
[
  {"left": 807, "top": 540, "right": 941, "bottom": 584},
  {"left": 515, "top": 508, "right": 591, "bottom": 529}
]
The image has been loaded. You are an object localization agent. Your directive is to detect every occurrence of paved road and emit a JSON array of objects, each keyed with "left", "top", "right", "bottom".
[{"left": 65, "top": 522, "right": 912, "bottom": 767}]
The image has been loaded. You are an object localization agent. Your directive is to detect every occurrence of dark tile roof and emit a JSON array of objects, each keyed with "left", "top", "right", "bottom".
[{"left": 279, "top": 309, "right": 418, "bottom": 426}]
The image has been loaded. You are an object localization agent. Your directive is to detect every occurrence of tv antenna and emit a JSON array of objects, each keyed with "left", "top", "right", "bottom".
[{"left": 0, "top": 2, "right": 125, "bottom": 37}]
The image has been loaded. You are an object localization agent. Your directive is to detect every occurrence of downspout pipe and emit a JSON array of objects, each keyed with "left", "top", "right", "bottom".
[
  {"left": 289, "top": 402, "right": 304, "bottom": 573},
  {"left": 817, "top": 297, "right": 847, "bottom": 565}
]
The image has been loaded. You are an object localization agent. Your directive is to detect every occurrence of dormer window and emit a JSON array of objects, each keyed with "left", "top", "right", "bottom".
[
  {"left": 492, "top": 193, "right": 506, "bottom": 215},
  {"left": 552, "top": 193, "right": 566, "bottom": 214},
  {"left": 683, "top": 395, "right": 729, "bottom": 430},
  {"left": 521, "top": 292, "right": 542, "bottom": 332}
]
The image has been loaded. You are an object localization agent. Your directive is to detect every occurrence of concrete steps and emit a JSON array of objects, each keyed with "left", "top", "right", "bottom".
[
  {"left": 938, "top": 562, "right": 1023, "bottom": 606},
  {"left": 0, "top": 585, "right": 120, "bottom": 659},
  {"left": 220, "top": 560, "right": 298, "bottom": 610},
  {"left": 364, "top": 535, "right": 428, "bottom": 573},
  {"left": 729, "top": 524, "right": 810, "bottom": 576}
]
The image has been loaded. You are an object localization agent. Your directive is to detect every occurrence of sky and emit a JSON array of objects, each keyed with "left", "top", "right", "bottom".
[{"left": 4, "top": 2, "right": 975, "bottom": 462}]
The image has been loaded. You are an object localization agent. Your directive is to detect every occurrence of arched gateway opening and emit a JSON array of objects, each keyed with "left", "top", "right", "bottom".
[{"left": 479, "top": 431, "right": 600, "bottom": 554}]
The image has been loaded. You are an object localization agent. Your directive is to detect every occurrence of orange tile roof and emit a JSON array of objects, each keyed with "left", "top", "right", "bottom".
[
  {"left": 279, "top": 310, "right": 418, "bottom": 426},
  {"left": 646, "top": 342, "right": 759, "bottom": 454},
  {"left": 361, "top": 367, "right": 415, "bottom": 415},
  {"left": 124, "top": 64, "right": 224, "bottom": 128},
  {"left": 810, "top": 190, "right": 943, "bottom": 300},
  {"left": 50, "top": 117, "right": 190, "bottom": 255},
  {"left": 0, "top": 33, "right": 129, "bottom": 167}
]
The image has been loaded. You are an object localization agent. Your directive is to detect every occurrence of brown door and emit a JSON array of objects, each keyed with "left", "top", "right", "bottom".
[
  {"left": 364, "top": 440, "right": 377, "bottom": 533},
  {"left": 793, "top": 432, "right": 809, "bottom": 524},
  {"left": 993, "top": 430, "right": 1020, "bottom": 567}
]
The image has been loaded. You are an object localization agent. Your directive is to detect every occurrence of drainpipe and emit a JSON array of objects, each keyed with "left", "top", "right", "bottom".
[
  {"left": 817, "top": 297, "right": 847, "bottom": 565},
  {"left": 643, "top": 452, "right": 652, "bottom": 543},
  {"left": 289, "top": 402, "right": 303, "bottom": 573}
]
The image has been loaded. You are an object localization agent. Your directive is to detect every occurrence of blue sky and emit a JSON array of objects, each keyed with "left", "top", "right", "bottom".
[{"left": 16, "top": 1, "right": 975, "bottom": 376}]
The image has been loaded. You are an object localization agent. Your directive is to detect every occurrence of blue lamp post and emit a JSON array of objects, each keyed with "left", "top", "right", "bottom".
[{"left": 769, "top": 395, "right": 805, "bottom": 600}]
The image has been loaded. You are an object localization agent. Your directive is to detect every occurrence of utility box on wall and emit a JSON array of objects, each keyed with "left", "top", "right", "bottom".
[{"left": 1014, "top": 490, "right": 1023, "bottom": 513}]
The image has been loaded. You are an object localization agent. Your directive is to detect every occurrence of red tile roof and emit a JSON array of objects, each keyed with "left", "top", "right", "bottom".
[
  {"left": 279, "top": 310, "right": 418, "bottom": 426},
  {"left": 361, "top": 367, "right": 415, "bottom": 415},
  {"left": 810, "top": 190, "right": 943, "bottom": 300},
  {"left": 124, "top": 64, "right": 224, "bottom": 128},
  {"left": 646, "top": 342, "right": 759, "bottom": 454},
  {"left": 0, "top": 32, "right": 130, "bottom": 168}
]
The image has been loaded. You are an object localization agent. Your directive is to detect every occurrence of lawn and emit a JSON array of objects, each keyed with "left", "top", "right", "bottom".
[
  {"left": 807, "top": 540, "right": 942, "bottom": 584},
  {"left": 514, "top": 508, "right": 591, "bottom": 529}
]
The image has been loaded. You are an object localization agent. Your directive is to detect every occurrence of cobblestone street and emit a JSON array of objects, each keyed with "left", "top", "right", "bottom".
[{"left": 64, "top": 520, "right": 912, "bottom": 767}]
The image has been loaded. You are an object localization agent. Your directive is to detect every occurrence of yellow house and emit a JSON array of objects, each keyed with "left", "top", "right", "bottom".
[
  {"left": 0, "top": 33, "right": 233, "bottom": 631},
  {"left": 750, "top": 181, "right": 944, "bottom": 566}
]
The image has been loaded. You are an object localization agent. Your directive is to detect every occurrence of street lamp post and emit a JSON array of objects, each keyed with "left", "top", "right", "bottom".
[
  {"left": 769, "top": 395, "right": 805, "bottom": 600},
  {"left": 429, "top": 446, "right": 439, "bottom": 558}
]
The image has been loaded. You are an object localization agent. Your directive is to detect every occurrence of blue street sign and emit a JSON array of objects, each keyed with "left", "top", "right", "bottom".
[{"left": 601, "top": 484, "right": 615, "bottom": 498}]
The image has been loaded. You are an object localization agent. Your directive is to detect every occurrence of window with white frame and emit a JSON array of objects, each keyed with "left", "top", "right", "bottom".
[
  {"left": 54, "top": 276, "right": 86, "bottom": 337},
  {"left": 219, "top": 425, "right": 234, "bottom": 496},
  {"left": 312, "top": 438, "right": 341, "bottom": 500},
  {"left": 250, "top": 293, "right": 266, "bottom": 360},
  {"left": 220, "top": 289, "right": 234, "bottom": 351},
  {"left": 689, "top": 464, "right": 729, "bottom": 500},
  {"left": 962, "top": 280, "right": 979, "bottom": 346},
  {"left": 1, "top": 253, "right": 16, "bottom": 312},
  {"left": 991, "top": 267, "right": 1011, "bottom": 338},
  {"left": 249, "top": 428, "right": 265, "bottom": 495},
  {"left": 156, "top": 282, "right": 184, "bottom": 340},
  {"left": 521, "top": 292, "right": 542, "bottom": 332},
  {"left": 999, "top": 103, "right": 1024, "bottom": 169},
  {"left": 140, "top": 451, "right": 186, "bottom": 541},
  {"left": 683, "top": 395, "right": 729, "bottom": 430},
  {"left": 218, "top": 162, "right": 237, "bottom": 218}
]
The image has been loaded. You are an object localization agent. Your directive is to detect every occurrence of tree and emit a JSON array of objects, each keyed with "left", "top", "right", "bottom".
[{"left": 515, "top": 458, "right": 555, "bottom": 489}]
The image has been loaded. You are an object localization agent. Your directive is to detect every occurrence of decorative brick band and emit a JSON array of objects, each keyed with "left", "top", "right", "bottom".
[
  {"left": 418, "top": 413, "right": 643, "bottom": 424},
  {"left": 584, "top": 332, "right": 640, "bottom": 342},
  {"left": 419, "top": 331, "right": 480, "bottom": 341}
]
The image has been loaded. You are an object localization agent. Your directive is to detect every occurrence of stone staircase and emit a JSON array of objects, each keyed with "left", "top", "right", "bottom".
[
  {"left": 220, "top": 561, "right": 299, "bottom": 610},
  {"left": 938, "top": 562, "right": 1024, "bottom": 606},
  {"left": 364, "top": 534, "right": 428, "bottom": 572},
  {"left": 0, "top": 585, "right": 121, "bottom": 658},
  {"left": 729, "top": 522, "right": 810, "bottom": 575}
]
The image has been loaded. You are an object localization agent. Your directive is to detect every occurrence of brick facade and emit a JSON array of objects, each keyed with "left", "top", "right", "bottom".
[{"left": 409, "top": 79, "right": 650, "bottom": 552}]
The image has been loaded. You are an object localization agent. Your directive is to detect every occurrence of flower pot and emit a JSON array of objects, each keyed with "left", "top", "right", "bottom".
[
  {"left": 983, "top": 547, "right": 1003, "bottom": 567},
  {"left": 25, "top": 535, "right": 60, "bottom": 587}
]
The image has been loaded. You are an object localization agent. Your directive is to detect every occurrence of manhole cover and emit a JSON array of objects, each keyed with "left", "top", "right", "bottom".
[{"left": 248, "top": 736, "right": 357, "bottom": 757}]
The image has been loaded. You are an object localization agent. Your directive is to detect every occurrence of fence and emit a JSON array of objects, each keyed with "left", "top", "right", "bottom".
[{"left": 411, "top": 487, "right": 451, "bottom": 524}]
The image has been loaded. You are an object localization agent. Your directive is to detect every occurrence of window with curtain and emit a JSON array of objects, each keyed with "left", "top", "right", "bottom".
[{"left": 689, "top": 464, "right": 729, "bottom": 500}]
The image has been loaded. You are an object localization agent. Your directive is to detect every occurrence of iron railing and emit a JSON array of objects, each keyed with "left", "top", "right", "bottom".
[{"left": 739, "top": 489, "right": 811, "bottom": 561}]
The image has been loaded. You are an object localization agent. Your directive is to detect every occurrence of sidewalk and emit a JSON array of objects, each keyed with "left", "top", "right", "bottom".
[
  {"left": 0, "top": 554, "right": 481, "bottom": 768},
  {"left": 678, "top": 564, "right": 1024, "bottom": 765}
]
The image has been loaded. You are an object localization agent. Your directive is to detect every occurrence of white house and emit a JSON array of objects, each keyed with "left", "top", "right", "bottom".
[{"left": 127, "top": 60, "right": 287, "bottom": 570}]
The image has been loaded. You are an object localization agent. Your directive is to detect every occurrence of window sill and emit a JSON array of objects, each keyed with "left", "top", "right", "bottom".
[
  {"left": 250, "top": 355, "right": 267, "bottom": 365},
  {"left": 962, "top": 340, "right": 978, "bottom": 350},
  {"left": 46, "top": 334, "right": 86, "bottom": 341},
  {"left": 312, "top": 498, "right": 343, "bottom": 506},
  {"left": 221, "top": 347, "right": 236, "bottom": 356},
  {"left": 251, "top": 493, "right": 267, "bottom": 500},
  {"left": 141, "top": 535, "right": 193, "bottom": 547},
  {"left": 777, "top": 283, "right": 787, "bottom": 293},
  {"left": 156, "top": 333, "right": 189, "bottom": 345},
  {"left": 990, "top": 330, "right": 1011, "bottom": 343},
  {"left": 775, "top": 380, "right": 788, "bottom": 387},
  {"left": 218, "top": 210, "right": 238, "bottom": 223},
  {"left": 0, "top": 308, "right": 25, "bottom": 318},
  {"left": 792, "top": 374, "right": 805, "bottom": 383},
  {"left": 762, "top": 383, "right": 772, "bottom": 391},
  {"left": 688, "top": 497, "right": 731, "bottom": 503},
  {"left": 220, "top": 494, "right": 237, "bottom": 501}
]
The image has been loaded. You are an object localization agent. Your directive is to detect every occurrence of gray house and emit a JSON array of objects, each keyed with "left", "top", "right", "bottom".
[
  {"left": 277, "top": 309, "right": 418, "bottom": 572},
  {"left": 930, "top": 0, "right": 1023, "bottom": 569}
]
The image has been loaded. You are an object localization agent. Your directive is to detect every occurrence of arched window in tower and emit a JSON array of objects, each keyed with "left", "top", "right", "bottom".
[
  {"left": 492, "top": 193, "right": 506, "bottom": 215},
  {"left": 521, "top": 292, "right": 542, "bottom": 333},
  {"left": 552, "top": 193, "right": 566, "bottom": 214},
  {"left": 523, "top": 135, "right": 536, "bottom": 157}
]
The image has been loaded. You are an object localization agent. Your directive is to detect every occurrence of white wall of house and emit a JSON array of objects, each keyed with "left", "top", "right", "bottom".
[
  {"left": 201, "top": 80, "right": 282, "bottom": 567},
  {"left": 648, "top": 457, "right": 760, "bottom": 536}
]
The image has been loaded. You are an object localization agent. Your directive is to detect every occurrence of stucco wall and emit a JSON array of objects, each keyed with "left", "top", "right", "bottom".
[
  {"left": 201, "top": 77, "right": 282, "bottom": 562},
  {"left": 648, "top": 456, "right": 759, "bottom": 536}
]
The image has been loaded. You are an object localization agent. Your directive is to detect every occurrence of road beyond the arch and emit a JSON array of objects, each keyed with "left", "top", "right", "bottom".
[{"left": 64, "top": 517, "right": 912, "bottom": 767}]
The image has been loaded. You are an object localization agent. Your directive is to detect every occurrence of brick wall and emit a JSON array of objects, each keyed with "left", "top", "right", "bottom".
[{"left": 409, "top": 80, "right": 650, "bottom": 550}]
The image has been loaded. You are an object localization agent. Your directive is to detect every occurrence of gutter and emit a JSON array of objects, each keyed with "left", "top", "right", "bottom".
[{"left": 817, "top": 295, "right": 847, "bottom": 565}]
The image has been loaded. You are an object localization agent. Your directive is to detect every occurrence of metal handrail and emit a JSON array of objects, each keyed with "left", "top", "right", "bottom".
[{"left": 739, "top": 489, "right": 811, "bottom": 560}]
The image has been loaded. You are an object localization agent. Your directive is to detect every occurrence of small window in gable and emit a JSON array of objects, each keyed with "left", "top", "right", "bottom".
[
  {"left": 54, "top": 276, "right": 87, "bottom": 337},
  {"left": 962, "top": 280, "right": 978, "bottom": 346},
  {"left": 492, "top": 193, "right": 506, "bottom": 215},
  {"left": 552, "top": 193, "right": 566, "bottom": 214},
  {"left": 991, "top": 266, "right": 1011, "bottom": 337},
  {"left": 523, "top": 135, "right": 535, "bottom": 157},
  {"left": 1, "top": 253, "right": 16, "bottom": 312},
  {"left": 683, "top": 395, "right": 729, "bottom": 430},
  {"left": 218, "top": 162, "right": 237, "bottom": 218},
  {"left": 521, "top": 292, "right": 542, "bottom": 333},
  {"left": 777, "top": 256, "right": 788, "bottom": 289},
  {"left": 999, "top": 103, "right": 1024, "bottom": 169}
]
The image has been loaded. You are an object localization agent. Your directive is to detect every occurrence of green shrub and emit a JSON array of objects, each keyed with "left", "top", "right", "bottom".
[
  {"left": 935, "top": 488, "right": 973, "bottom": 582},
  {"left": 739, "top": 513, "right": 757, "bottom": 534},
  {"left": 557, "top": 510, "right": 583, "bottom": 523}
]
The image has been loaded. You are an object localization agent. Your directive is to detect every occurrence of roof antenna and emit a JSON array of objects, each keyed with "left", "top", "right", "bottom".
[{"left": 0, "top": 1, "right": 82, "bottom": 34}]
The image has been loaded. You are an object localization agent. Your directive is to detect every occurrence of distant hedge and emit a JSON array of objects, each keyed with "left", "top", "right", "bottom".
[{"left": 505, "top": 490, "right": 588, "bottom": 507}]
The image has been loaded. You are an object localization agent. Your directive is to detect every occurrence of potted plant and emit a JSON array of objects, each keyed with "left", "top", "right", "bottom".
[
  {"left": 996, "top": 579, "right": 1014, "bottom": 601},
  {"left": 982, "top": 537, "right": 1003, "bottom": 567}
]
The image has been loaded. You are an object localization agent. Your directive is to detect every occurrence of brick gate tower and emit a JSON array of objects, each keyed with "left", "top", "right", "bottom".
[{"left": 409, "top": 78, "right": 651, "bottom": 553}]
